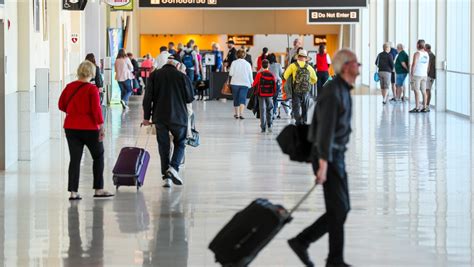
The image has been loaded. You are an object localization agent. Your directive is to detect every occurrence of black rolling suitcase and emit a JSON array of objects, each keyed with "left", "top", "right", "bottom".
[{"left": 209, "top": 184, "right": 317, "bottom": 267}]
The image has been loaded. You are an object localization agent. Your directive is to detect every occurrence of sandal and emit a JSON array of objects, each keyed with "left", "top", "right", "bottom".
[
  {"left": 94, "top": 191, "right": 114, "bottom": 198},
  {"left": 69, "top": 195, "right": 82, "bottom": 201}
]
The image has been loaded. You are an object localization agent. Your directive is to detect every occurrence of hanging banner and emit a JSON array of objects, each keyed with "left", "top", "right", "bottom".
[
  {"left": 307, "top": 9, "right": 360, "bottom": 24},
  {"left": 62, "top": 0, "right": 87, "bottom": 10},
  {"left": 105, "top": 0, "right": 131, "bottom": 7},
  {"left": 111, "top": 0, "right": 133, "bottom": 11},
  {"left": 139, "top": 0, "right": 367, "bottom": 9}
]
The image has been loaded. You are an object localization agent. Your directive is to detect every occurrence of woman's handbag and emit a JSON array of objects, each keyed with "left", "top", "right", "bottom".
[{"left": 221, "top": 79, "right": 232, "bottom": 96}]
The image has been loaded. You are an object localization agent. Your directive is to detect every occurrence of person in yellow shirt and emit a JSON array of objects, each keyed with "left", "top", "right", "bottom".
[{"left": 284, "top": 50, "right": 317, "bottom": 125}]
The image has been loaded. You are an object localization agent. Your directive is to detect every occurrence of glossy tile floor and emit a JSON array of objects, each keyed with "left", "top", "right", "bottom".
[{"left": 0, "top": 95, "right": 473, "bottom": 267}]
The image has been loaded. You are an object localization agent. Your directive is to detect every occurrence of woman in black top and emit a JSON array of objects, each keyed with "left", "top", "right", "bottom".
[
  {"left": 85, "top": 53, "right": 104, "bottom": 103},
  {"left": 375, "top": 43, "right": 394, "bottom": 104}
]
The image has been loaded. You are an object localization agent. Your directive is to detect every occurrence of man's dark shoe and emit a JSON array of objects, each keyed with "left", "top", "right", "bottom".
[
  {"left": 326, "top": 262, "right": 352, "bottom": 267},
  {"left": 288, "top": 238, "right": 314, "bottom": 267}
]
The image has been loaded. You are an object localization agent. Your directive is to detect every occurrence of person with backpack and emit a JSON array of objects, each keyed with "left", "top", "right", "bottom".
[
  {"left": 180, "top": 42, "right": 200, "bottom": 82},
  {"left": 283, "top": 50, "right": 317, "bottom": 125},
  {"left": 252, "top": 59, "right": 277, "bottom": 133}
]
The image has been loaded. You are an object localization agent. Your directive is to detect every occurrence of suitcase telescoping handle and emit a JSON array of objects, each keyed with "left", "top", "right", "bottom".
[
  {"left": 289, "top": 183, "right": 318, "bottom": 217},
  {"left": 135, "top": 123, "right": 153, "bottom": 149}
]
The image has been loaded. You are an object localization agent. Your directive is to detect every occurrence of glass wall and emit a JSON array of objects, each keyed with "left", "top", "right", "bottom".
[
  {"left": 446, "top": 0, "right": 471, "bottom": 116},
  {"left": 361, "top": 8, "right": 370, "bottom": 85},
  {"left": 418, "top": 0, "right": 437, "bottom": 105}
]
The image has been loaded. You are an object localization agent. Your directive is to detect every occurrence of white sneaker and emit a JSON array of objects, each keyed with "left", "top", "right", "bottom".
[
  {"left": 166, "top": 167, "right": 183, "bottom": 185},
  {"left": 162, "top": 178, "right": 172, "bottom": 188}
]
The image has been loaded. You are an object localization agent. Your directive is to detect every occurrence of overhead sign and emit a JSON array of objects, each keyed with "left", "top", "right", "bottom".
[
  {"left": 139, "top": 0, "right": 367, "bottom": 9},
  {"left": 307, "top": 9, "right": 360, "bottom": 24},
  {"left": 63, "top": 0, "right": 87, "bottom": 10},
  {"left": 106, "top": 0, "right": 131, "bottom": 7},
  {"left": 111, "top": 0, "right": 133, "bottom": 10},
  {"left": 227, "top": 35, "right": 254, "bottom": 46},
  {"left": 313, "top": 35, "right": 327, "bottom": 46}
]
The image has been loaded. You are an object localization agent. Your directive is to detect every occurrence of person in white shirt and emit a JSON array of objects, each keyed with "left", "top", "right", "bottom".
[
  {"left": 114, "top": 48, "right": 134, "bottom": 109},
  {"left": 155, "top": 46, "right": 171, "bottom": 70},
  {"left": 410, "top": 39, "right": 430, "bottom": 113},
  {"left": 229, "top": 49, "right": 254, "bottom": 119}
]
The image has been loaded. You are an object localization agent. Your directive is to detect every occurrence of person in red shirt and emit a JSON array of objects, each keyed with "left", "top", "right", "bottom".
[
  {"left": 252, "top": 59, "right": 277, "bottom": 133},
  {"left": 315, "top": 44, "right": 332, "bottom": 96},
  {"left": 58, "top": 61, "right": 114, "bottom": 200},
  {"left": 256, "top": 47, "right": 269, "bottom": 71}
]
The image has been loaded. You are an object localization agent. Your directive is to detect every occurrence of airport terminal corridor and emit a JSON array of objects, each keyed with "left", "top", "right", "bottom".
[{"left": 0, "top": 96, "right": 472, "bottom": 267}]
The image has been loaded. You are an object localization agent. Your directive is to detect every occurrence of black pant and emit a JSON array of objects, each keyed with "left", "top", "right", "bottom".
[
  {"left": 155, "top": 122, "right": 187, "bottom": 176},
  {"left": 317, "top": 71, "right": 330, "bottom": 97},
  {"left": 65, "top": 129, "right": 104, "bottom": 192},
  {"left": 292, "top": 92, "right": 310, "bottom": 125},
  {"left": 296, "top": 151, "right": 350, "bottom": 265}
]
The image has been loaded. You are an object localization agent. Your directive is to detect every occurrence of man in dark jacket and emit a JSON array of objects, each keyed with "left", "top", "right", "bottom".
[
  {"left": 288, "top": 49, "right": 360, "bottom": 267},
  {"left": 224, "top": 40, "right": 237, "bottom": 70},
  {"left": 142, "top": 60, "right": 195, "bottom": 188},
  {"left": 127, "top": 52, "right": 141, "bottom": 94}
]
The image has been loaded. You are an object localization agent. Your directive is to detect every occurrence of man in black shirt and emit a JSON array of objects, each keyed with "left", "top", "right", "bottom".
[
  {"left": 425, "top": 44, "right": 436, "bottom": 111},
  {"left": 224, "top": 40, "right": 237, "bottom": 70},
  {"left": 288, "top": 49, "right": 359, "bottom": 267},
  {"left": 142, "top": 60, "right": 195, "bottom": 188}
]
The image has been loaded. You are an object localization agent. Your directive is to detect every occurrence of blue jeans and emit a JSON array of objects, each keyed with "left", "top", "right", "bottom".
[
  {"left": 230, "top": 85, "right": 249, "bottom": 107},
  {"left": 118, "top": 80, "right": 132, "bottom": 104},
  {"left": 273, "top": 82, "right": 281, "bottom": 115},
  {"left": 186, "top": 68, "right": 195, "bottom": 82},
  {"left": 155, "top": 122, "right": 187, "bottom": 176}
]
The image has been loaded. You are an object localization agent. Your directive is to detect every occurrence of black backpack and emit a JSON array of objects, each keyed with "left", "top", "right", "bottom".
[{"left": 258, "top": 71, "right": 276, "bottom": 97}]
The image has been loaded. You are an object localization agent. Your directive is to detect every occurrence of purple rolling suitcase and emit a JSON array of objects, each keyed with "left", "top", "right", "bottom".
[{"left": 113, "top": 147, "right": 150, "bottom": 190}]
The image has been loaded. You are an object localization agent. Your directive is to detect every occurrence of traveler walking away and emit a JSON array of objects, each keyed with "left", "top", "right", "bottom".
[
  {"left": 180, "top": 42, "right": 200, "bottom": 82},
  {"left": 114, "top": 48, "right": 134, "bottom": 110},
  {"left": 211, "top": 43, "right": 223, "bottom": 72},
  {"left": 175, "top": 42, "right": 184, "bottom": 62},
  {"left": 288, "top": 37, "right": 303, "bottom": 66},
  {"left": 155, "top": 46, "right": 171, "bottom": 70},
  {"left": 389, "top": 43, "right": 398, "bottom": 101},
  {"left": 410, "top": 39, "right": 430, "bottom": 113},
  {"left": 267, "top": 53, "right": 284, "bottom": 118},
  {"left": 58, "top": 61, "right": 114, "bottom": 200},
  {"left": 140, "top": 54, "right": 154, "bottom": 86},
  {"left": 85, "top": 53, "right": 104, "bottom": 103},
  {"left": 243, "top": 46, "right": 254, "bottom": 69},
  {"left": 283, "top": 49, "right": 317, "bottom": 125},
  {"left": 168, "top": 42, "right": 177, "bottom": 56},
  {"left": 193, "top": 45, "right": 204, "bottom": 81},
  {"left": 252, "top": 59, "right": 277, "bottom": 133},
  {"left": 229, "top": 49, "right": 254, "bottom": 119},
  {"left": 394, "top": 43, "right": 409, "bottom": 101},
  {"left": 142, "top": 59, "right": 195, "bottom": 188},
  {"left": 257, "top": 47, "right": 269, "bottom": 71},
  {"left": 425, "top": 44, "right": 436, "bottom": 111},
  {"left": 224, "top": 40, "right": 237, "bottom": 70},
  {"left": 288, "top": 49, "right": 360, "bottom": 267},
  {"left": 375, "top": 43, "right": 394, "bottom": 105},
  {"left": 128, "top": 52, "right": 141, "bottom": 95},
  {"left": 315, "top": 44, "right": 332, "bottom": 97}
]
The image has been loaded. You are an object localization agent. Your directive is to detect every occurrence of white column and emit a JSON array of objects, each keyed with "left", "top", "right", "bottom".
[
  {"left": 369, "top": 0, "right": 378, "bottom": 91},
  {"left": 471, "top": 0, "right": 474, "bottom": 121},
  {"left": 435, "top": 0, "right": 447, "bottom": 111},
  {"left": 49, "top": 0, "right": 63, "bottom": 139}
]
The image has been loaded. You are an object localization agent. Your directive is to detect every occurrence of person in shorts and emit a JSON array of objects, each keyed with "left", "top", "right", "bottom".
[
  {"left": 425, "top": 44, "right": 436, "bottom": 111},
  {"left": 394, "top": 43, "right": 409, "bottom": 101},
  {"left": 375, "top": 43, "right": 394, "bottom": 105},
  {"left": 410, "top": 40, "right": 430, "bottom": 113}
]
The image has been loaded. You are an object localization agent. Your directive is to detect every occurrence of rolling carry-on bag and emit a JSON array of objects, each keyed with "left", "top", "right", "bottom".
[
  {"left": 208, "top": 184, "right": 317, "bottom": 267},
  {"left": 112, "top": 125, "right": 151, "bottom": 190}
]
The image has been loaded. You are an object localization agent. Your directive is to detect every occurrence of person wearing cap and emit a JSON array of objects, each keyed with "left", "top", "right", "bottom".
[
  {"left": 224, "top": 40, "right": 238, "bottom": 70},
  {"left": 142, "top": 58, "right": 195, "bottom": 188},
  {"left": 283, "top": 49, "right": 317, "bottom": 125}
]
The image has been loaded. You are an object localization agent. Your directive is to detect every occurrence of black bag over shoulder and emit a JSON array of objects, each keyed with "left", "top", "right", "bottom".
[{"left": 276, "top": 124, "right": 312, "bottom": 163}]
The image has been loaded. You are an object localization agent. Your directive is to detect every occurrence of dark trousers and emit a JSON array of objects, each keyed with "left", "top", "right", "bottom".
[
  {"left": 65, "top": 129, "right": 104, "bottom": 192},
  {"left": 292, "top": 92, "right": 310, "bottom": 125},
  {"left": 296, "top": 151, "right": 350, "bottom": 265},
  {"left": 155, "top": 122, "right": 187, "bottom": 177},
  {"left": 272, "top": 82, "right": 282, "bottom": 115},
  {"left": 258, "top": 96, "right": 274, "bottom": 130},
  {"left": 317, "top": 71, "right": 330, "bottom": 96},
  {"left": 118, "top": 80, "right": 132, "bottom": 104}
]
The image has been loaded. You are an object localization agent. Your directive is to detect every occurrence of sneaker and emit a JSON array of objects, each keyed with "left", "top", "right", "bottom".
[
  {"left": 409, "top": 108, "right": 420, "bottom": 113},
  {"left": 382, "top": 101, "right": 387, "bottom": 105},
  {"left": 277, "top": 115, "right": 281, "bottom": 119},
  {"left": 267, "top": 127, "right": 273, "bottom": 133},
  {"left": 162, "top": 178, "right": 172, "bottom": 188},
  {"left": 234, "top": 114, "right": 239, "bottom": 119},
  {"left": 390, "top": 98, "right": 396, "bottom": 102},
  {"left": 120, "top": 100, "right": 126, "bottom": 109},
  {"left": 166, "top": 167, "right": 183, "bottom": 185},
  {"left": 239, "top": 116, "right": 245, "bottom": 120},
  {"left": 261, "top": 128, "right": 266, "bottom": 133},
  {"left": 288, "top": 238, "right": 314, "bottom": 267},
  {"left": 420, "top": 107, "right": 429, "bottom": 113}
]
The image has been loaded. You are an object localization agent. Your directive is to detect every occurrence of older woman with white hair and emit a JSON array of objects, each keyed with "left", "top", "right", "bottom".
[{"left": 58, "top": 61, "right": 114, "bottom": 200}]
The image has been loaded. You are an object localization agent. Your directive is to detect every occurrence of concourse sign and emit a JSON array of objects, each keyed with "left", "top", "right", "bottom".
[
  {"left": 139, "top": 0, "right": 367, "bottom": 8},
  {"left": 307, "top": 9, "right": 360, "bottom": 24}
]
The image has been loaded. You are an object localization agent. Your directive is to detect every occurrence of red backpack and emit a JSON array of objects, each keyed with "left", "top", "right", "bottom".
[{"left": 258, "top": 71, "right": 276, "bottom": 97}]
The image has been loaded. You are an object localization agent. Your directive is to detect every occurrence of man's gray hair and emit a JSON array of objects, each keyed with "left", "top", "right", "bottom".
[
  {"left": 332, "top": 49, "right": 357, "bottom": 75},
  {"left": 397, "top": 43, "right": 404, "bottom": 50},
  {"left": 383, "top": 42, "right": 391, "bottom": 50}
]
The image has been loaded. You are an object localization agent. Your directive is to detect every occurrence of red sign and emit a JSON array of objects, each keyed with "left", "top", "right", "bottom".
[{"left": 71, "top": 33, "right": 79, "bottom": 44}]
